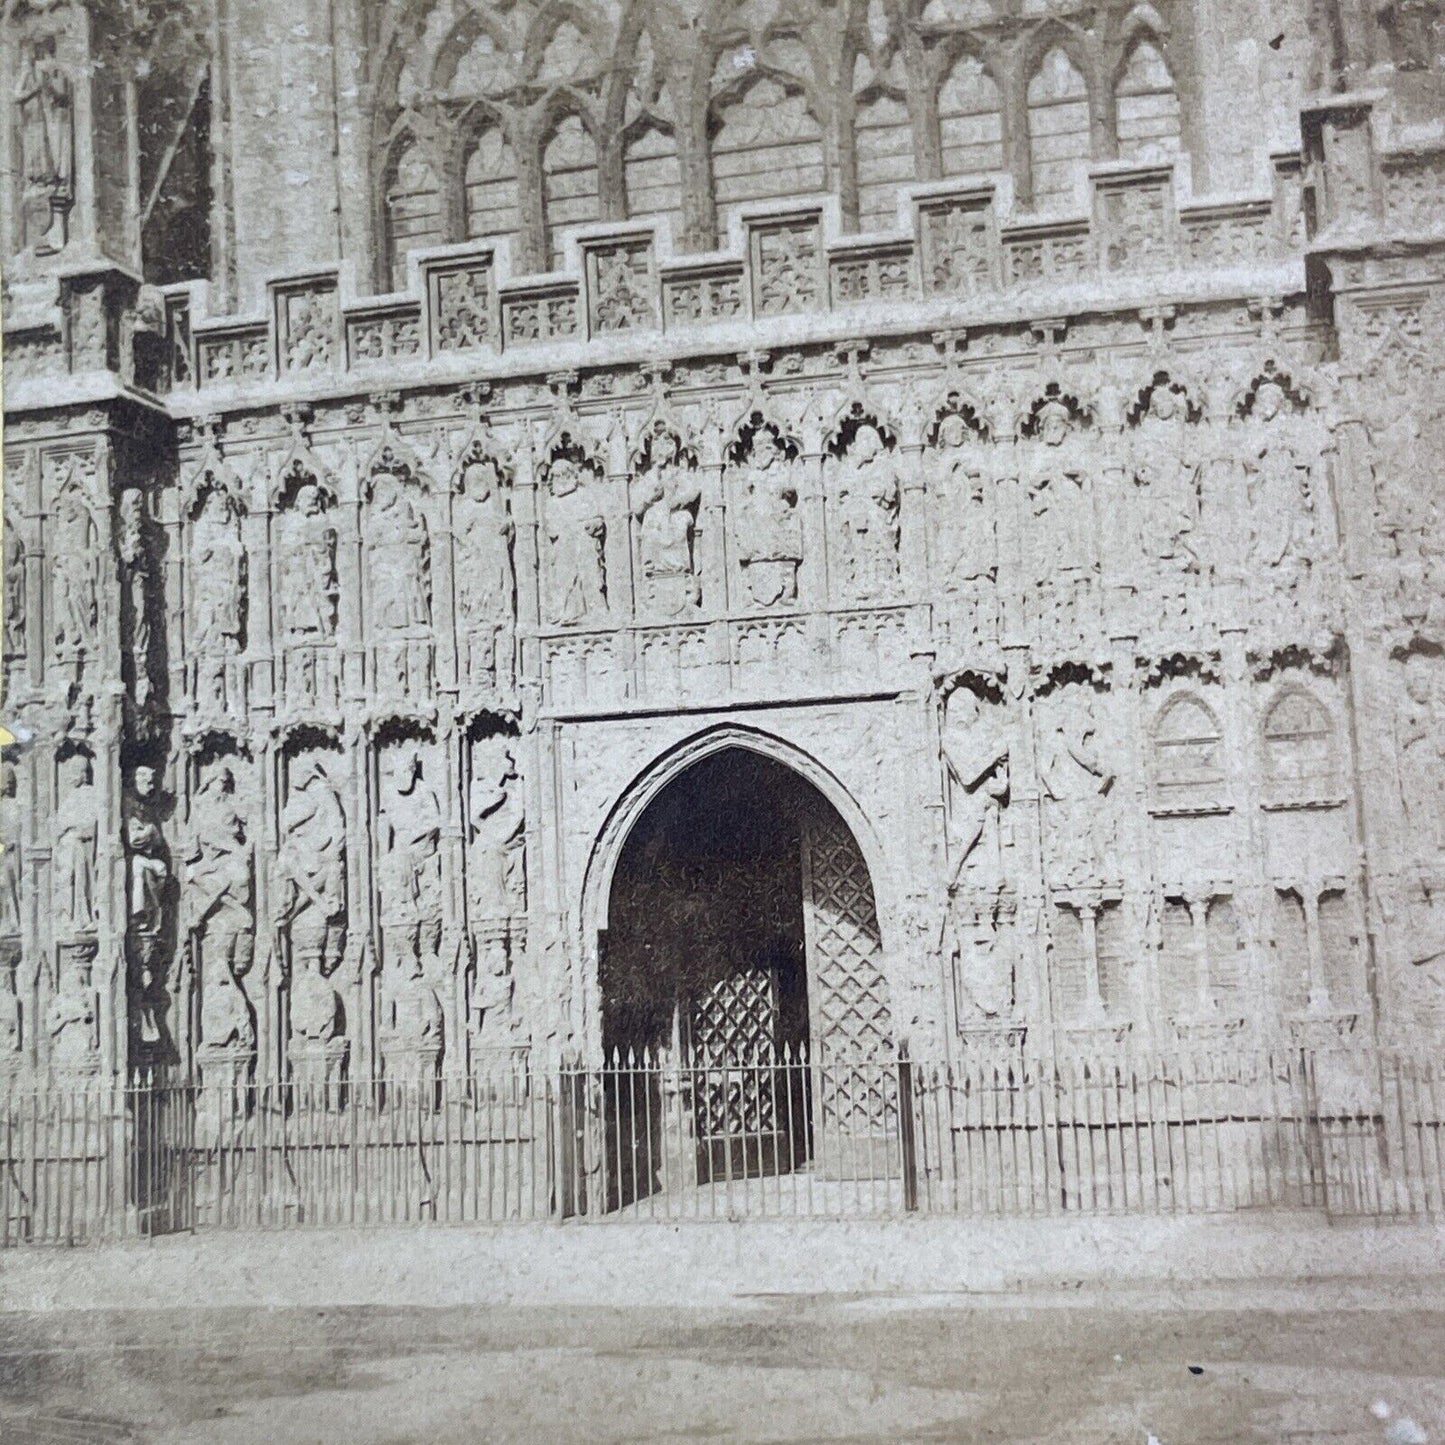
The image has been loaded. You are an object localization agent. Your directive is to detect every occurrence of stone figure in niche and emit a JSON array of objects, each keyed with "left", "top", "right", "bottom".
[
  {"left": 117, "top": 490, "right": 151, "bottom": 703},
  {"left": 1399, "top": 657, "right": 1445, "bottom": 853},
  {"left": 453, "top": 453, "right": 515, "bottom": 689},
  {"left": 1245, "top": 383, "right": 1313, "bottom": 575},
  {"left": 948, "top": 909, "right": 1014, "bottom": 1021},
  {"left": 185, "top": 762, "right": 255, "bottom": 986},
  {"left": 14, "top": 34, "right": 73, "bottom": 255},
  {"left": 1025, "top": 402, "right": 1093, "bottom": 638},
  {"left": 378, "top": 744, "right": 443, "bottom": 949},
  {"left": 736, "top": 430, "right": 802, "bottom": 607},
  {"left": 191, "top": 488, "right": 246, "bottom": 703},
  {"left": 277, "top": 482, "right": 338, "bottom": 640},
  {"left": 46, "top": 955, "right": 95, "bottom": 1067},
  {"left": 368, "top": 470, "right": 430, "bottom": 631},
  {"left": 0, "top": 762, "right": 20, "bottom": 940},
  {"left": 381, "top": 936, "right": 443, "bottom": 1061},
  {"left": 544, "top": 456, "right": 607, "bottom": 626},
  {"left": 1040, "top": 699, "right": 1117, "bottom": 884},
  {"left": 1133, "top": 387, "right": 1201, "bottom": 621},
  {"left": 633, "top": 433, "right": 702, "bottom": 616},
  {"left": 940, "top": 688, "right": 1010, "bottom": 892},
  {"left": 289, "top": 955, "right": 342, "bottom": 1044},
  {"left": 51, "top": 488, "right": 98, "bottom": 656},
  {"left": 200, "top": 967, "right": 254, "bottom": 1051},
  {"left": 468, "top": 742, "right": 526, "bottom": 919},
  {"left": 52, "top": 750, "right": 96, "bottom": 934},
  {"left": 277, "top": 755, "right": 346, "bottom": 966},
  {"left": 836, "top": 425, "right": 901, "bottom": 601},
  {"left": 4, "top": 519, "right": 25, "bottom": 659},
  {"left": 934, "top": 415, "right": 996, "bottom": 592},
  {"left": 124, "top": 765, "right": 169, "bottom": 949}
]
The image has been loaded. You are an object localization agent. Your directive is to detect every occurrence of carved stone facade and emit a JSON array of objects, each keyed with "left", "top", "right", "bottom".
[{"left": 2, "top": 0, "right": 1444, "bottom": 1095}]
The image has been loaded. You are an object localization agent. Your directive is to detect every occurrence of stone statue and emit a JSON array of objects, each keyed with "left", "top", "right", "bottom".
[
  {"left": 935, "top": 414, "right": 996, "bottom": 592},
  {"left": 4, "top": 519, "right": 25, "bottom": 659},
  {"left": 1040, "top": 700, "right": 1117, "bottom": 884},
  {"left": 468, "top": 743, "right": 526, "bottom": 919},
  {"left": 277, "top": 482, "right": 338, "bottom": 640},
  {"left": 736, "top": 430, "right": 802, "bottom": 607},
  {"left": 1245, "top": 383, "right": 1312, "bottom": 573},
  {"left": 52, "top": 751, "right": 96, "bottom": 934},
  {"left": 544, "top": 456, "right": 607, "bottom": 626},
  {"left": 51, "top": 489, "right": 97, "bottom": 656},
  {"left": 117, "top": 489, "right": 151, "bottom": 704},
  {"left": 1399, "top": 658, "right": 1445, "bottom": 854},
  {"left": 453, "top": 454, "right": 516, "bottom": 688},
  {"left": 185, "top": 762, "right": 255, "bottom": 982},
  {"left": 368, "top": 471, "right": 430, "bottom": 631},
  {"left": 277, "top": 755, "right": 346, "bottom": 965},
  {"left": 200, "top": 967, "right": 254, "bottom": 1051},
  {"left": 289, "top": 955, "right": 342, "bottom": 1043},
  {"left": 124, "top": 764, "right": 169, "bottom": 947},
  {"left": 1025, "top": 402, "right": 1093, "bottom": 638},
  {"left": 1132, "top": 387, "right": 1202, "bottom": 623},
  {"left": 0, "top": 762, "right": 20, "bottom": 941},
  {"left": 15, "top": 33, "right": 73, "bottom": 255},
  {"left": 378, "top": 744, "right": 443, "bottom": 947},
  {"left": 381, "top": 939, "right": 443, "bottom": 1059},
  {"left": 191, "top": 488, "right": 246, "bottom": 662},
  {"left": 940, "top": 688, "right": 1010, "bottom": 892},
  {"left": 633, "top": 434, "right": 702, "bottom": 616},
  {"left": 836, "top": 425, "right": 900, "bottom": 601},
  {"left": 46, "top": 955, "right": 95, "bottom": 1068}
]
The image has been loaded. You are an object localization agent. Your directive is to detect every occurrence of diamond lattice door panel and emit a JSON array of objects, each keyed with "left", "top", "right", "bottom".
[
  {"left": 801, "top": 809, "right": 898, "bottom": 1180},
  {"left": 688, "top": 968, "right": 784, "bottom": 1180}
]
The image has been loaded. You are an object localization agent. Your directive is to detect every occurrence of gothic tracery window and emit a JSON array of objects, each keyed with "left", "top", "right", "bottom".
[
  {"left": 1114, "top": 38, "right": 1181, "bottom": 161},
  {"left": 542, "top": 113, "right": 601, "bottom": 269},
  {"left": 937, "top": 52, "right": 1005, "bottom": 180},
  {"left": 1026, "top": 46, "right": 1092, "bottom": 211},
  {"left": 464, "top": 122, "right": 519, "bottom": 242},
  {"left": 384, "top": 136, "right": 445, "bottom": 291}
]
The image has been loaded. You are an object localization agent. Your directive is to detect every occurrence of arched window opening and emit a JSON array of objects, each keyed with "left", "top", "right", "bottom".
[
  {"left": 711, "top": 75, "right": 825, "bottom": 240},
  {"left": 384, "top": 137, "right": 444, "bottom": 291},
  {"left": 1115, "top": 39, "right": 1181, "bottom": 162},
  {"left": 623, "top": 122, "right": 683, "bottom": 235},
  {"left": 1262, "top": 689, "right": 1338, "bottom": 794},
  {"left": 464, "top": 123, "right": 519, "bottom": 242},
  {"left": 855, "top": 91, "right": 913, "bottom": 233},
  {"left": 1026, "top": 46, "right": 1091, "bottom": 211},
  {"left": 938, "top": 53, "right": 1004, "bottom": 179},
  {"left": 542, "top": 113, "right": 600, "bottom": 270}
]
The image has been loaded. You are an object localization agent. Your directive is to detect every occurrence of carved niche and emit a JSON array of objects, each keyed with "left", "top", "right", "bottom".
[
  {"left": 51, "top": 743, "right": 97, "bottom": 941},
  {"left": 273, "top": 462, "right": 340, "bottom": 710},
  {"left": 277, "top": 739, "right": 348, "bottom": 1082},
  {"left": 1396, "top": 652, "right": 1445, "bottom": 859},
  {"left": 929, "top": 404, "right": 997, "bottom": 652},
  {"left": 730, "top": 417, "right": 803, "bottom": 610},
  {"left": 540, "top": 439, "right": 608, "bottom": 627},
  {"left": 14, "top": 26, "right": 75, "bottom": 256},
  {"left": 47, "top": 454, "right": 101, "bottom": 692},
  {"left": 828, "top": 415, "right": 901, "bottom": 604},
  {"left": 365, "top": 442, "right": 434, "bottom": 701},
  {"left": 630, "top": 423, "right": 702, "bottom": 618},
  {"left": 185, "top": 463, "right": 248, "bottom": 718},
  {"left": 375, "top": 728, "right": 444, "bottom": 963},
  {"left": 939, "top": 676, "right": 1012, "bottom": 896},
  {"left": 1127, "top": 377, "right": 1204, "bottom": 635},
  {"left": 452, "top": 441, "right": 516, "bottom": 693},
  {"left": 1018, "top": 392, "right": 1097, "bottom": 650},
  {"left": 185, "top": 749, "right": 258, "bottom": 1072},
  {"left": 1036, "top": 674, "right": 1120, "bottom": 889}
]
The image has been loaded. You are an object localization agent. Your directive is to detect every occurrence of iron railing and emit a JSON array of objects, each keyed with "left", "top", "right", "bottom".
[{"left": 2, "top": 1046, "right": 1443, "bottom": 1245}]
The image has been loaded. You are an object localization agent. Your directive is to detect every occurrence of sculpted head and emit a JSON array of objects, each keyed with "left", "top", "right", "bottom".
[
  {"left": 1149, "top": 386, "right": 1181, "bottom": 423},
  {"left": 1406, "top": 656, "right": 1435, "bottom": 705},
  {"left": 937, "top": 414, "right": 967, "bottom": 450},
  {"left": 1255, "top": 382, "right": 1286, "bottom": 422},
  {"left": 853, "top": 425, "right": 882, "bottom": 463},
  {"left": 1037, "top": 401, "right": 1072, "bottom": 447},
  {"left": 131, "top": 764, "right": 158, "bottom": 801},
  {"left": 294, "top": 481, "right": 323, "bottom": 517},
  {"left": 548, "top": 457, "right": 580, "bottom": 497},
  {"left": 752, "top": 430, "right": 781, "bottom": 469}
]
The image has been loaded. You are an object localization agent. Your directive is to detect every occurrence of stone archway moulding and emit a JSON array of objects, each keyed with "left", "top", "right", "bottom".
[{"left": 575, "top": 722, "right": 895, "bottom": 1056}]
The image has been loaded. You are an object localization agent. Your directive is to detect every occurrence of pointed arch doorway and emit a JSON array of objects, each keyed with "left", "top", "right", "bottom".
[{"left": 599, "top": 745, "right": 895, "bottom": 1208}]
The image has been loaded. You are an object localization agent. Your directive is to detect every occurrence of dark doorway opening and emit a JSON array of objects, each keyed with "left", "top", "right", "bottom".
[{"left": 601, "top": 749, "right": 822, "bottom": 1205}]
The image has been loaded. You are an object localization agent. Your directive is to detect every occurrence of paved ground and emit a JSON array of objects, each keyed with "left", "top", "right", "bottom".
[{"left": 1, "top": 1287, "right": 1442, "bottom": 1444}]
